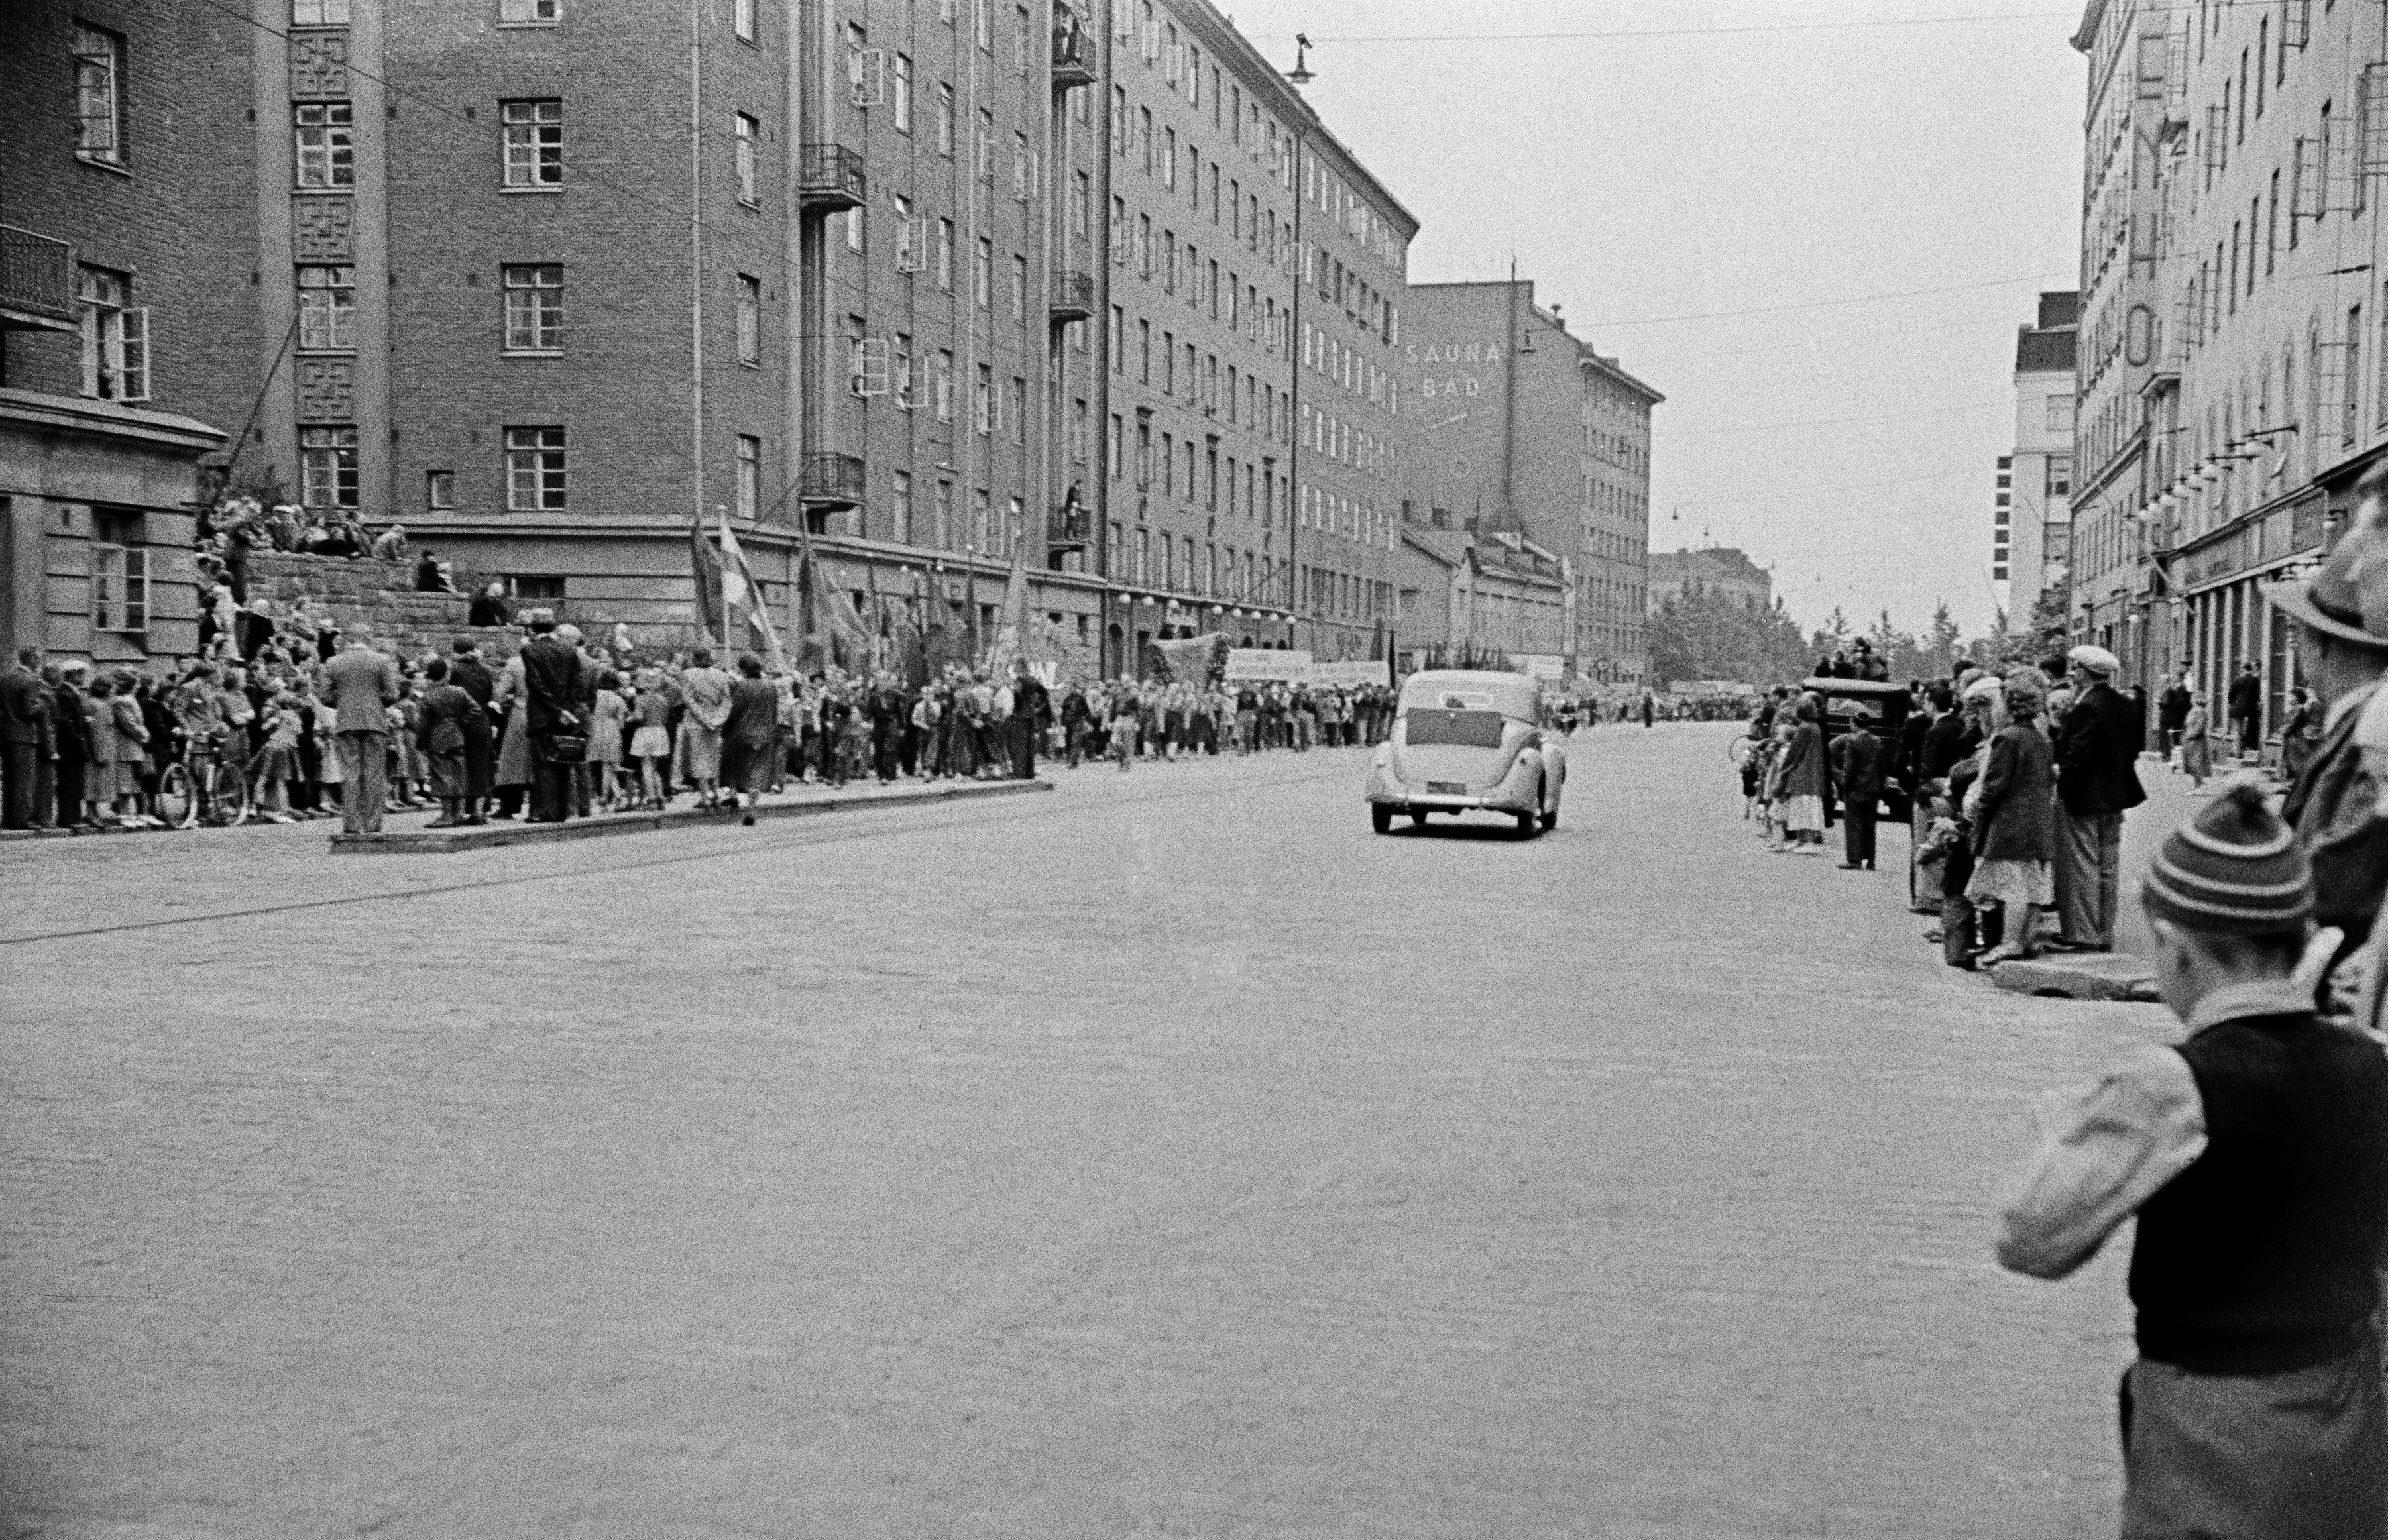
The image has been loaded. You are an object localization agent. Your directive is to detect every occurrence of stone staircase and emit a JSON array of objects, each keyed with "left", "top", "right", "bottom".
[{"left": 247, "top": 553, "right": 521, "bottom": 661}]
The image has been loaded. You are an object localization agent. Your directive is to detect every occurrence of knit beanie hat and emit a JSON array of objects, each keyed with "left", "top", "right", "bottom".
[{"left": 2140, "top": 776, "right": 2315, "bottom": 936}]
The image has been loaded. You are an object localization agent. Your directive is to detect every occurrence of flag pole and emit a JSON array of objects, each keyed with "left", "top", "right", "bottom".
[{"left": 716, "top": 502, "right": 732, "bottom": 659}]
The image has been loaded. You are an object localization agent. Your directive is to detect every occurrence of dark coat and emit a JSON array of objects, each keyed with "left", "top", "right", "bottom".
[
  {"left": 1896, "top": 710, "right": 1931, "bottom": 787},
  {"left": 1776, "top": 720, "right": 1827, "bottom": 798},
  {"left": 2055, "top": 681, "right": 2147, "bottom": 816},
  {"left": 518, "top": 635, "right": 587, "bottom": 736},
  {"left": 416, "top": 682, "right": 481, "bottom": 755},
  {"left": 1973, "top": 723, "right": 2057, "bottom": 863},
  {"left": 2226, "top": 671, "right": 2261, "bottom": 722},
  {"left": 1831, "top": 728, "right": 1887, "bottom": 807},
  {"left": 2158, "top": 685, "right": 2191, "bottom": 728},
  {"left": 0, "top": 666, "right": 50, "bottom": 747},
  {"left": 1921, "top": 712, "right": 1977, "bottom": 781},
  {"left": 49, "top": 682, "right": 92, "bottom": 763},
  {"left": 2281, "top": 687, "right": 2388, "bottom": 945}
]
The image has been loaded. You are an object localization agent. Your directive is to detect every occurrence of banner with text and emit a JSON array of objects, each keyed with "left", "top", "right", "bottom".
[{"left": 1222, "top": 648, "right": 1313, "bottom": 682}]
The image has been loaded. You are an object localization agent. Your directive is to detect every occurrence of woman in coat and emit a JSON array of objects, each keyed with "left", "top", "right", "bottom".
[
  {"left": 109, "top": 675, "right": 151, "bottom": 823},
  {"left": 2280, "top": 685, "right": 2322, "bottom": 785},
  {"left": 1966, "top": 671, "right": 2058, "bottom": 963},
  {"left": 492, "top": 649, "right": 534, "bottom": 816},
  {"left": 83, "top": 675, "right": 119, "bottom": 824},
  {"left": 2179, "top": 694, "right": 2213, "bottom": 791},
  {"left": 1770, "top": 697, "right": 1828, "bottom": 853},
  {"left": 718, "top": 654, "right": 779, "bottom": 824}
]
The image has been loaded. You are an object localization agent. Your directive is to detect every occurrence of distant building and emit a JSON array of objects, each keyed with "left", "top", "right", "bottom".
[
  {"left": 2000, "top": 290, "right": 2077, "bottom": 634},
  {"left": 1646, "top": 546, "right": 1770, "bottom": 615},
  {"left": 1397, "top": 278, "right": 1660, "bottom": 683},
  {"left": 1391, "top": 511, "right": 1569, "bottom": 675}
]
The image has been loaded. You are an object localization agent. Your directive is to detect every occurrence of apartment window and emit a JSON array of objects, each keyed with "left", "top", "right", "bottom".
[
  {"left": 976, "top": 108, "right": 994, "bottom": 181},
  {"left": 734, "top": 112, "right": 759, "bottom": 203},
  {"left": 1164, "top": 129, "right": 1178, "bottom": 190},
  {"left": 1014, "top": 3, "right": 1031, "bottom": 72},
  {"left": 736, "top": 273, "right": 761, "bottom": 364},
  {"left": 735, "top": 434, "right": 760, "bottom": 518},
  {"left": 892, "top": 469, "right": 913, "bottom": 543},
  {"left": 74, "top": 23, "right": 125, "bottom": 165},
  {"left": 847, "top": 205, "right": 864, "bottom": 253},
  {"left": 502, "top": 99, "right": 564, "bottom": 188},
  {"left": 734, "top": 0, "right": 755, "bottom": 41},
  {"left": 937, "top": 217, "right": 955, "bottom": 290},
  {"left": 499, "top": 0, "right": 561, "bottom": 22},
  {"left": 975, "top": 363, "right": 995, "bottom": 433},
  {"left": 292, "top": 0, "right": 352, "bottom": 19},
  {"left": 935, "top": 349, "right": 956, "bottom": 421},
  {"left": 1072, "top": 170, "right": 1092, "bottom": 237},
  {"left": 892, "top": 53, "right": 912, "bottom": 133},
  {"left": 505, "top": 426, "right": 567, "bottom": 510},
  {"left": 935, "top": 479, "right": 954, "bottom": 548},
  {"left": 1008, "top": 376, "right": 1026, "bottom": 443},
  {"left": 974, "top": 237, "right": 993, "bottom": 307},
  {"left": 2046, "top": 457, "right": 2073, "bottom": 500},
  {"left": 76, "top": 266, "right": 146, "bottom": 401},
  {"left": 296, "top": 264, "right": 355, "bottom": 351},
  {"left": 936, "top": 83, "right": 954, "bottom": 156},
  {"left": 89, "top": 516, "right": 148, "bottom": 633},
  {"left": 427, "top": 470, "right": 456, "bottom": 510},
  {"left": 893, "top": 330, "right": 913, "bottom": 408},
  {"left": 1138, "top": 319, "right": 1151, "bottom": 382},
  {"left": 1140, "top": 107, "right": 1154, "bottom": 174},
  {"left": 502, "top": 264, "right": 564, "bottom": 352},
  {"left": 974, "top": 0, "right": 992, "bottom": 49},
  {"left": 2267, "top": 169, "right": 2279, "bottom": 275},
  {"left": 1109, "top": 413, "right": 1124, "bottom": 477},
  {"left": 1009, "top": 254, "right": 1027, "bottom": 321},
  {"left": 302, "top": 425, "right": 360, "bottom": 508},
  {"left": 1110, "top": 305, "right": 1125, "bottom": 372},
  {"left": 294, "top": 102, "right": 355, "bottom": 188}
]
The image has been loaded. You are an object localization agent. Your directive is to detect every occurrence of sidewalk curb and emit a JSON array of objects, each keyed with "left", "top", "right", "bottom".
[
  {"left": 327, "top": 777, "right": 1051, "bottom": 854},
  {"left": 1988, "top": 952, "right": 2162, "bottom": 1003}
]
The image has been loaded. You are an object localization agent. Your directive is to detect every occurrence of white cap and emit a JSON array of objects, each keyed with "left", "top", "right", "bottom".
[
  {"left": 2068, "top": 644, "right": 2121, "bottom": 676},
  {"left": 1962, "top": 675, "right": 2005, "bottom": 703}
]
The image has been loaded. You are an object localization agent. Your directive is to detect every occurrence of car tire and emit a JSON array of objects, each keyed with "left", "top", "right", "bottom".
[
  {"left": 1540, "top": 805, "right": 1559, "bottom": 831},
  {"left": 1371, "top": 804, "right": 1393, "bottom": 834}
]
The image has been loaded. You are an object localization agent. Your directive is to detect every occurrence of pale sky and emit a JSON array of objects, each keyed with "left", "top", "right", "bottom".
[{"left": 1222, "top": 0, "right": 2086, "bottom": 641}]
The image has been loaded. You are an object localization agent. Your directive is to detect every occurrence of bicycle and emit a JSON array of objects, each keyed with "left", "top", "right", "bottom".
[{"left": 156, "top": 739, "right": 253, "bottom": 829}]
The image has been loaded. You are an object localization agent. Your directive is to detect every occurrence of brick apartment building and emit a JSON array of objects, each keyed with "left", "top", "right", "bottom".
[
  {"left": 1398, "top": 278, "right": 1661, "bottom": 683},
  {"left": 1, "top": 0, "right": 240, "bottom": 665},
  {"left": 1291, "top": 122, "right": 1416, "bottom": 663}
]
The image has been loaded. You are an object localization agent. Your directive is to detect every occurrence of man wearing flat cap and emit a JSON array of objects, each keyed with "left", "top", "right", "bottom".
[
  {"left": 2051, "top": 642, "right": 2145, "bottom": 952},
  {"left": 2265, "top": 459, "right": 2388, "bottom": 979}
]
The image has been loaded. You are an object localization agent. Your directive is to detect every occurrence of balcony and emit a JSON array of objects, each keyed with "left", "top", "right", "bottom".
[
  {"left": 1051, "top": 9, "right": 1096, "bottom": 87},
  {"left": 1, "top": 225, "right": 78, "bottom": 333},
  {"left": 797, "top": 144, "right": 866, "bottom": 211},
  {"left": 1048, "top": 502, "right": 1092, "bottom": 553},
  {"left": 799, "top": 451, "right": 865, "bottom": 510},
  {"left": 1049, "top": 270, "right": 1096, "bottom": 322}
]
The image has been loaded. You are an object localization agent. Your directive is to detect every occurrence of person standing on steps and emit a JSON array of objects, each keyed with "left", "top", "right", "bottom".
[{"left": 319, "top": 623, "right": 401, "bottom": 835}]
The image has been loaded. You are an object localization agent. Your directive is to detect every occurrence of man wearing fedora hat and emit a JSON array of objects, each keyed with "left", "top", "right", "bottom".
[
  {"left": 2265, "top": 459, "right": 2388, "bottom": 977},
  {"left": 2050, "top": 642, "right": 2145, "bottom": 952}
]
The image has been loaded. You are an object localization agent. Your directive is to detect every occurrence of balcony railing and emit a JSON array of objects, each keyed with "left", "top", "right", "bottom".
[
  {"left": 797, "top": 144, "right": 867, "bottom": 211},
  {"left": 1052, "top": 9, "right": 1096, "bottom": 86},
  {"left": 799, "top": 451, "right": 866, "bottom": 510},
  {"left": 1049, "top": 270, "right": 1096, "bottom": 321},
  {"left": 1048, "top": 503, "right": 1092, "bottom": 553},
  {"left": 0, "top": 225, "right": 77, "bottom": 332}
]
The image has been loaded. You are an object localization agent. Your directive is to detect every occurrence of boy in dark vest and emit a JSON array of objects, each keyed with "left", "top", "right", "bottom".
[{"left": 1995, "top": 777, "right": 2387, "bottom": 1537}]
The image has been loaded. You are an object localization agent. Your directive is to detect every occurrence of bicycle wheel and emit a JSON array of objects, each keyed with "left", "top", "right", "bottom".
[
  {"left": 205, "top": 761, "right": 252, "bottom": 826},
  {"left": 156, "top": 762, "right": 198, "bottom": 828}
]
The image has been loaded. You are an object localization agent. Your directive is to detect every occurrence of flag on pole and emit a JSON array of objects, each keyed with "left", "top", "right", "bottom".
[
  {"left": 716, "top": 510, "right": 788, "bottom": 673},
  {"left": 690, "top": 515, "right": 725, "bottom": 639},
  {"left": 981, "top": 538, "right": 1032, "bottom": 675}
]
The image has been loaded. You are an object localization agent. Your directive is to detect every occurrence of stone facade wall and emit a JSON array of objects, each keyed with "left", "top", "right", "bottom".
[{"left": 246, "top": 552, "right": 520, "bottom": 662}]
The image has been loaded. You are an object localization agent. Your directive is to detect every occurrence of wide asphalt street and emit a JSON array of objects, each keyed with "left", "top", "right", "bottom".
[{"left": 1, "top": 722, "right": 2175, "bottom": 1537}]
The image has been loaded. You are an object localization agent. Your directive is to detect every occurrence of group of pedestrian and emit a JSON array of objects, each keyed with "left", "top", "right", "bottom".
[{"left": 1994, "top": 463, "right": 2388, "bottom": 1537}]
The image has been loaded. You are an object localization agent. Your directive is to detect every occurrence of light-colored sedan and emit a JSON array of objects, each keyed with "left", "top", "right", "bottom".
[{"left": 1365, "top": 669, "right": 1566, "bottom": 836}]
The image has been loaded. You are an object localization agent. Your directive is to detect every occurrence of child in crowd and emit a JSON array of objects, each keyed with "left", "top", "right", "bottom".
[
  {"left": 627, "top": 668, "right": 674, "bottom": 810},
  {"left": 588, "top": 670, "right": 627, "bottom": 811}
]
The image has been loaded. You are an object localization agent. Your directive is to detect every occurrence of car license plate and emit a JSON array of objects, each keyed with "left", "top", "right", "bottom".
[{"left": 1426, "top": 781, "right": 1467, "bottom": 796}]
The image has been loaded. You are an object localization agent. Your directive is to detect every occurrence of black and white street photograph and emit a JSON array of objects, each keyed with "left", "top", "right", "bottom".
[{"left": 6, "top": 0, "right": 2388, "bottom": 1535}]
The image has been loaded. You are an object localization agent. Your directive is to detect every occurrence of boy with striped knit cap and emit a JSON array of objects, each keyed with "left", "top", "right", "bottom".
[{"left": 1996, "top": 776, "right": 2387, "bottom": 1538}]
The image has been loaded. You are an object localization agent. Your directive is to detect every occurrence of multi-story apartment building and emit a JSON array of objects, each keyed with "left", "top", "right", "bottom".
[
  {"left": 1399, "top": 278, "right": 1660, "bottom": 683},
  {"left": 2071, "top": 0, "right": 2388, "bottom": 736},
  {"left": 1, "top": 1, "right": 239, "bottom": 664},
  {"left": 1099, "top": 0, "right": 1306, "bottom": 669},
  {"left": 1292, "top": 125, "right": 1416, "bottom": 662},
  {"left": 7, "top": 0, "right": 1456, "bottom": 681},
  {"left": 1646, "top": 546, "right": 1770, "bottom": 615},
  {"left": 1393, "top": 517, "right": 1569, "bottom": 675},
  {"left": 2000, "top": 292, "right": 2078, "bottom": 633}
]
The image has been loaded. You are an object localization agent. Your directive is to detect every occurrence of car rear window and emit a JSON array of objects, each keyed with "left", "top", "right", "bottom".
[{"left": 1404, "top": 708, "right": 1507, "bottom": 749}]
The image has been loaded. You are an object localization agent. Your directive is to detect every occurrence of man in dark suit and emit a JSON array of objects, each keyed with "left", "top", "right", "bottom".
[
  {"left": 2226, "top": 661, "right": 2263, "bottom": 757},
  {"left": 1009, "top": 661, "right": 1049, "bottom": 779},
  {"left": 517, "top": 610, "right": 586, "bottom": 823},
  {"left": 1831, "top": 714, "right": 1886, "bottom": 870},
  {"left": 447, "top": 637, "right": 496, "bottom": 823},
  {"left": 2156, "top": 671, "right": 2191, "bottom": 755},
  {"left": 1, "top": 647, "right": 52, "bottom": 830},
  {"left": 2051, "top": 645, "right": 2147, "bottom": 952},
  {"left": 2266, "top": 465, "right": 2388, "bottom": 974},
  {"left": 45, "top": 663, "right": 93, "bottom": 830}
]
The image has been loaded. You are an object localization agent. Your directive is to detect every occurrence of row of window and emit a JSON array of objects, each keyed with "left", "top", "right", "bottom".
[
  {"left": 1302, "top": 322, "right": 1398, "bottom": 417},
  {"left": 1106, "top": 522, "right": 1278, "bottom": 605},
  {"left": 1109, "top": 414, "right": 1285, "bottom": 526},
  {"left": 1117, "top": 3, "right": 1297, "bottom": 193},
  {"left": 1117, "top": 93, "right": 1293, "bottom": 247},
  {"left": 1299, "top": 484, "right": 1394, "bottom": 553},
  {"left": 1301, "top": 404, "right": 1400, "bottom": 487},
  {"left": 1113, "top": 313, "right": 1286, "bottom": 441},
  {"left": 1119, "top": 213, "right": 1288, "bottom": 345}
]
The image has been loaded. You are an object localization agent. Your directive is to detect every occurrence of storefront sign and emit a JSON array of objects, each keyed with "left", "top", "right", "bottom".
[{"left": 1303, "top": 660, "right": 1389, "bottom": 687}]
